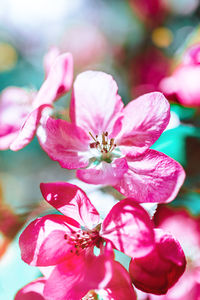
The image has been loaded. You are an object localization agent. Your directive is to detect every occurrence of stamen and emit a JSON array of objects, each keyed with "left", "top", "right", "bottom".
[
  {"left": 64, "top": 229, "right": 100, "bottom": 256},
  {"left": 89, "top": 131, "right": 117, "bottom": 157}
]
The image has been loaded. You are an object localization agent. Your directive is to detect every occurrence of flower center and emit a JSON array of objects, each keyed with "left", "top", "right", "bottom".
[
  {"left": 64, "top": 227, "right": 101, "bottom": 255},
  {"left": 89, "top": 131, "right": 116, "bottom": 161}
]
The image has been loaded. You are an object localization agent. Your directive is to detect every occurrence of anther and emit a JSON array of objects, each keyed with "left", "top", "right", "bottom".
[{"left": 64, "top": 234, "right": 68, "bottom": 240}]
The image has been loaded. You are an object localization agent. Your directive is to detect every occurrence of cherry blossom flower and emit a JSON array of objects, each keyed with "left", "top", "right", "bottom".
[
  {"left": 19, "top": 182, "right": 151, "bottom": 299},
  {"left": 38, "top": 71, "right": 185, "bottom": 203},
  {"left": 0, "top": 48, "right": 73, "bottom": 151},
  {"left": 19, "top": 182, "right": 155, "bottom": 266},
  {"left": 148, "top": 205, "right": 200, "bottom": 300},
  {"left": 129, "top": 228, "right": 186, "bottom": 295},
  {"left": 160, "top": 43, "right": 200, "bottom": 107}
]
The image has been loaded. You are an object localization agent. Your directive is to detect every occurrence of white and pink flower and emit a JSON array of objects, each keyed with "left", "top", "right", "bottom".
[{"left": 38, "top": 71, "right": 185, "bottom": 203}]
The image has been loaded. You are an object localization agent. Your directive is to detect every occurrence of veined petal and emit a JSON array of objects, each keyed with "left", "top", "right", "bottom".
[
  {"left": 15, "top": 278, "right": 46, "bottom": 300},
  {"left": 129, "top": 229, "right": 186, "bottom": 295},
  {"left": 33, "top": 53, "right": 73, "bottom": 108},
  {"left": 77, "top": 158, "right": 128, "bottom": 186},
  {"left": 100, "top": 199, "right": 155, "bottom": 258},
  {"left": 19, "top": 214, "right": 80, "bottom": 266},
  {"left": 44, "top": 253, "right": 113, "bottom": 300},
  {"left": 43, "top": 47, "right": 60, "bottom": 77},
  {"left": 114, "top": 149, "right": 185, "bottom": 203},
  {"left": 117, "top": 92, "right": 170, "bottom": 157},
  {"left": 10, "top": 104, "right": 51, "bottom": 151},
  {"left": 37, "top": 116, "right": 90, "bottom": 169},
  {"left": 0, "top": 131, "right": 18, "bottom": 150},
  {"left": 70, "top": 71, "right": 124, "bottom": 138},
  {"left": 40, "top": 182, "right": 100, "bottom": 229}
]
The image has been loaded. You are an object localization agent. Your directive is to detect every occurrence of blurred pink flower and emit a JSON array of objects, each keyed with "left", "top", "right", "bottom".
[
  {"left": 129, "top": 228, "right": 186, "bottom": 295},
  {"left": 0, "top": 48, "right": 73, "bottom": 151},
  {"left": 38, "top": 71, "right": 185, "bottom": 203},
  {"left": 160, "top": 44, "right": 200, "bottom": 107},
  {"left": 129, "top": 0, "right": 167, "bottom": 27},
  {"left": 148, "top": 205, "right": 200, "bottom": 300},
  {"left": 130, "top": 47, "right": 170, "bottom": 98}
]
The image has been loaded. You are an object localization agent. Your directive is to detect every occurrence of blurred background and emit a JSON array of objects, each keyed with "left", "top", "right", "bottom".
[{"left": 0, "top": 0, "right": 200, "bottom": 299}]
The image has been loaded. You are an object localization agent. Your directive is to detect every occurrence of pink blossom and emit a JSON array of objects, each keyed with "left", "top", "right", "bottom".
[
  {"left": 19, "top": 182, "right": 147, "bottom": 299},
  {"left": 160, "top": 43, "right": 200, "bottom": 107},
  {"left": 129, "top": 228, "right": 186, "bottom": 295},
  {"left": 19, "top": 182, "right": 155, "bottom": 266},
  {"left": 148, "top": 206, "right": 200, "bottom": 300},
  {"left": 0, "top": 48, "right": 73, "bottom": 151},
  {"left": 38, "top": 71, "right": 185, "bottom": 203}
]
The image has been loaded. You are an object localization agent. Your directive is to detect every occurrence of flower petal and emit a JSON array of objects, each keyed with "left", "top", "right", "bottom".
[
  {"left": 117, "top": 92, "right": 170, "bottom": 157},
  {"left": 19, "top": 214, "right": 79, "bottom": 266},
  {"left": 129, "top": 228, "right": 186, "bottom": 295},
  {"left": 101, "top": 198, "right": 155, "bottom": 258},
  {"left": 15, "top": 278, "right": 45, "bottom": 300},
  {"left": 43, "top": 47, "right": 60, "bottom": 77},
  {"left": 37, "top": 116, "right": 90, "bottom": 169},
  {"left": 43, "top": 253, "right": 113, "bottom": 300},
  {"left": 10, "top": 104, "right": 51, "bottom": 151},
  {"left": 114, "top": 149, "right": 185, "bottom": 203},
  {"left": 70, "top": 71, "right": 124, "bottom": 138},
  {"left": 0, "top": 87, "right": 34, "bottom": 149},
  {"left": 102, "top": 261, "right": 137, "bottom": 300},
  {"left": 0, "top": 131, "right": 18, "bottom": 150},
  {"left": 40, "top": 182, "right": 100, "bottom": 229},
  {"left": 33, "top": 53, "right": 73, "bottom": 108},
  {"left": 77, "top": 158, "right": 128, "bottom": 186}
]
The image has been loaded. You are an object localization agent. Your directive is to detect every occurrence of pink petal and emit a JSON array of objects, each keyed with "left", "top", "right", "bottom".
[
  {"left": 70, "top": 71, "right": 124, "bottom": 138},
  {"left": 117, "top": 92, "right": 170, "bottom": 157},
  {"left": 129, "top": 229, "right": 186, "bottom": 295},
  {"left": 19, "top": 214, "right": 80, "bottom": 266},
  {"left": 15, "top": 278, "right": 45, "bottom": 300},
  {"left": 183, "top": 44, "right": 200, "bottom": 65},
  {"left": 77, "top": 158, "right": 128, "bottom": 185},
  {"left": 101, "top": 198, "right": 155, "bottom": 258},
  {"left": 114, "top": 149, "right": 185, "bottom": 203},
  {"left": 40, "top": 182, "right": 100, "bottom": 229},
  {"left": 154, "top": 206, "right": 200, "bottom": 251},
  {"left": 0, "top": 131, "right": 18, "bottom": 150},
  {"left": 10, "top": 104, "right": 51, "bottom": 151},
  {"left": 103, "top": 261, "right": 136, "bottom": 300},
  {"left": 43, "top": 253, "right": 113, "bottom": 300},
  {"left": 43, "top": 47, "right": 60, "bottom": 77},
  {"left": 0, "top": 87, "right": 34, "bottom": 149},
  {"left": 37, "top": 116, "right": 90, "bottom": 169},
  {"left": 33, "top": 53, "right": 73, "bottom": 108}
]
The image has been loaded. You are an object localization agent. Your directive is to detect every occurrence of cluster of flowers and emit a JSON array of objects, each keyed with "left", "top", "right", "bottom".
[{"left": 0, "top": 47, "right": 189, "bottom": 299}]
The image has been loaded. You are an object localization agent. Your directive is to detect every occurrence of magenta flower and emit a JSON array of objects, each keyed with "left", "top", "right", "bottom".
[
  {"left": 160, "top": 43, "right": 200, "bottom": 107},
  {"left": 129, "top": 228, "right": 186, "bottom": 295},
  {"left": 0, "top": 48, "right": 73, "bottom": 151},
  {"left": 148, "top": 205, "right": 200, "bottom": 300},
  {"left": 38, "top": 71, "right": 185, "bottom": 203},
  {"left": 19, "top": 182, "right": 156, "bottom": 299},
  {"left": 19, "top": 182, "right": 155, "bottom": 265}
]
